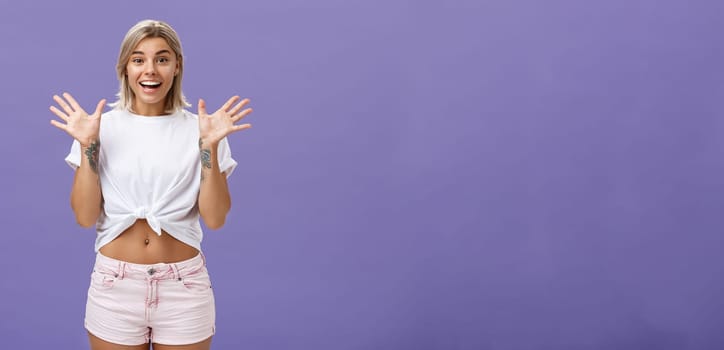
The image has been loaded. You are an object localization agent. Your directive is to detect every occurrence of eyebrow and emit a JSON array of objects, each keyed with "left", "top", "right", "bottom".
[{"left": 131, "top": 49, "right": 172, "bottom": 56}]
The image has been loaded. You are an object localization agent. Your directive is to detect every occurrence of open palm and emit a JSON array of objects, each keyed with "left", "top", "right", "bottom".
[
  {"left": 50, "top": 92, "right": 105, "bottom": 147},
  {"left": 198, "top": 96, "right": 252, "bottom": 145}
]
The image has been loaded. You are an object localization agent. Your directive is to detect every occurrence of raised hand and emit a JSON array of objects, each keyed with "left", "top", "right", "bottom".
[
  {"left": 198, "top": 96, "right": 252, "bottom": 146},
  {"left": 50, "top": 93, "right": 106, "bottom": 147}
]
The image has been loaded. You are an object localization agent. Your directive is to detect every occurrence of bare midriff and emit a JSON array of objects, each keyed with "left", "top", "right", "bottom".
[{"left": 98, "top": 219, "right": 199, "bottom": 264}]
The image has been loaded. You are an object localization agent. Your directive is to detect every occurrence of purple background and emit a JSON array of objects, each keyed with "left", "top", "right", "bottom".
[{"left": 0, "top": 0, "right": 723, "bottom": 349}]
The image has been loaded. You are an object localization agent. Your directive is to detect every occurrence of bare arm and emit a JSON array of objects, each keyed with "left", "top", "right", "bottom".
[
  {"left": 198, "top": 138, "right": 231, "bottom": 229},
  {"left": 196, "top": 96, "right": 252, "bottom": 229},
  {"left": 50, "top": 93, "right": 106, "bottom": 227},
  {"left": 70, "top": 140, "right": 103, "bottom": 227}
]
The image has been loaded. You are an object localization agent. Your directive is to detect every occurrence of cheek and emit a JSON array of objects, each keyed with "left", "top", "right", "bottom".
[
  {"left": 163, "top": 70, "right": 177, "bottom": 86},
  {"left": 163, "top": 66, "right": 177, "bottom": 78},
  {"left": 125, "top": 68, "right": 139, "bottom": 82}
]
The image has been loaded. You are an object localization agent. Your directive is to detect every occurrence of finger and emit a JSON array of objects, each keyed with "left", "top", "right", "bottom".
[
  {"left": 49, "top": 106, "right": 70, "bottom": 121},
  {"left": 198, "top": 98, "right": 207, "bottom": 116},
  {"left": 231, "top": 123, "right": 252, "bottom": 132},
  {"left": 50, "top": 119, "right": 68, "bottom": 131},
  {"left": 228, "top": 98, "right": 250, "bottom": 116},
  {"left": 220, "top": 96, "right": 241, "bottom": 113},
  {"left": 231, "top": 108, "right": 253, "bottom": 122},
  {"left": 53, "top": 94, "right": 74, "bottom": 114},
  {"left": 93, "top": 99, "right": 107, "bottom": 117},
  {"left": 63, "top": 92, "right": 85, "bottom": 114}
]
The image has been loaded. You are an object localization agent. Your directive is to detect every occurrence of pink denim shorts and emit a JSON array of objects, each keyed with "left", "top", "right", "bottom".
[{"left": 85, "top": 252, "right": 215, "bottom": 346}]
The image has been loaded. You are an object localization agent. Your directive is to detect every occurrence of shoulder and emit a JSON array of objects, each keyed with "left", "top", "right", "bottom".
[
  {"left": 99, "top": 110, "right": 122, "bottom": 132},
  {"left": 101, "top": 108, "right": 127, "bottom": 120},
  {"left": 101, "top": 109, "right": 118, "bottom": 118},
  {"left": 179, "top": 109, "right": 198, "bottom": 120}
]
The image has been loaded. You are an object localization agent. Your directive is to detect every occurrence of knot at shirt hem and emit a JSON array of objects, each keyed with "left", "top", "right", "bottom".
[{"left": 133, "top": 207, "right": 163, "bottom": 236}]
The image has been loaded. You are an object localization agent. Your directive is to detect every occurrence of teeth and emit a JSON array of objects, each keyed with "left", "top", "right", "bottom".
[{"left": 140, "top": 82, "right": 161, "bottom": 87}]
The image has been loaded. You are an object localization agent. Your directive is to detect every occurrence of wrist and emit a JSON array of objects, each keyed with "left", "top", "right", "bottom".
[
  {"left": 80, "top": 137, "right": 100, "bottom": 149},
  {"left": 198, "top": 137, "right": 219, "bottom": 151}
]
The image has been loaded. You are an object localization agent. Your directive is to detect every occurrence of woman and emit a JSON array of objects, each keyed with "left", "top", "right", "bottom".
[{"left": 50, "top": 19, "right": 252, "bottom": 350}]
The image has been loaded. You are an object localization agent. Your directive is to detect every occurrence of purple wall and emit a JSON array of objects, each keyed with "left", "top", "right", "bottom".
[{"left": 1, "top": 0, "right": 723, "bottom": 349}]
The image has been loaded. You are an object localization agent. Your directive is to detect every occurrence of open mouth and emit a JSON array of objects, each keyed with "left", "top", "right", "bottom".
[{"left": 139, "top": 81, "right": 162, "bottom": 91}]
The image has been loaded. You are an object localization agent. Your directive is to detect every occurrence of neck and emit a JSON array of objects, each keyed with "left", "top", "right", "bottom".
[{"left": 132, "top": 101, "right": 167, "bottom": 116}]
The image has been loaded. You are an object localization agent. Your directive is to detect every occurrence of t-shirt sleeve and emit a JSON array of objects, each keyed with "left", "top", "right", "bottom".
[
  {"left": 64, "top": 139, "right": 81, "bottom": 170},
  {"left": 218, "top": 137, "right": 238, "bottom": 178}
]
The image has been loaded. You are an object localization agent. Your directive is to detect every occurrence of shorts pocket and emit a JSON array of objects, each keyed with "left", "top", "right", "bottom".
[
  {"left": 181, "top": 267, "right": 212, "bottom": 294},
  {"left": 90, "top": 267, "right": 119, "bottom": 290}
]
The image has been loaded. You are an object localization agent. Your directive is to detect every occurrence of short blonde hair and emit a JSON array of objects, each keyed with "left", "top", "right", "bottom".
[{"left": 109, "top": 19, "right": 190, "bottom": 113}]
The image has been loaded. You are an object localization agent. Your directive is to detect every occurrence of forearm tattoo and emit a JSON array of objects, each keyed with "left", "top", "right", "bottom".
[
  {"left": 199, "top": 138, "right": 212, "bottom": 181},
  {"left": 84, "top": 140, "right": 100, "bottom": 174}
]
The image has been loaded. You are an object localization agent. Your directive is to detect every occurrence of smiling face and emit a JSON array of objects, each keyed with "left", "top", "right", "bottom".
[{"left": 126, "top": 37, "right": 179, "bottom": 116}]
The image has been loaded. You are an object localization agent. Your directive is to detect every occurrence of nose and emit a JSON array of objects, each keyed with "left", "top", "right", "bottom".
[{"left": 143, "top": 61, "right": 156, "bottom": 75}]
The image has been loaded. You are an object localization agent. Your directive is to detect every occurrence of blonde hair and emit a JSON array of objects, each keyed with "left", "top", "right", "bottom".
[{"left": 109, "top": 19, "right": 190, "bottom": 113}]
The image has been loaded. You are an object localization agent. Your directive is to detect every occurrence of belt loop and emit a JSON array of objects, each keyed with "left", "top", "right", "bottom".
[
  {"left": 119, "top": 262, "right": 126, "bottom": 280},
  {"left": 170, "top": 263, "right": 181, "bottom": 281},
  {"left": 200, "top": 252, "right": 206, "bottom": 266}
]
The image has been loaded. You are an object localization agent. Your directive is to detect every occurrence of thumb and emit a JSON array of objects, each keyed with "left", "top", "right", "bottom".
[
  {"left": 198, "top": 98, "right": 207, "bottom": 116},
  {"left": 93, "top": 99, "right": 107, "bottom": 117}
]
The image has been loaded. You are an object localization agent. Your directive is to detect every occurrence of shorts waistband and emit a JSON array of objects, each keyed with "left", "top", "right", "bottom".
[{"left": 93, "top": 252, "right": 207, "bottom": 280}]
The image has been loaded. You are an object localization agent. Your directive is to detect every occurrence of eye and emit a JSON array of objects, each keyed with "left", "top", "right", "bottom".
[
  {"left": 157, "top": 57, "right": 169, "bottom": 63},
  {"left": 131, "top": 57, "right": 143, "bottom": 64}
]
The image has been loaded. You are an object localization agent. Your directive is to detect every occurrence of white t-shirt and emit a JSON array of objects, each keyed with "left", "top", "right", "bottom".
[{"left": 65, "top": 108, "right": 237, "bottom": 252}]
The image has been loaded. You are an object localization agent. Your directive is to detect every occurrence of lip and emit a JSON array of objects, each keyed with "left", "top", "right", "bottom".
[{"left": 138, "top": 81, "right": 163, "bottom": 94}]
